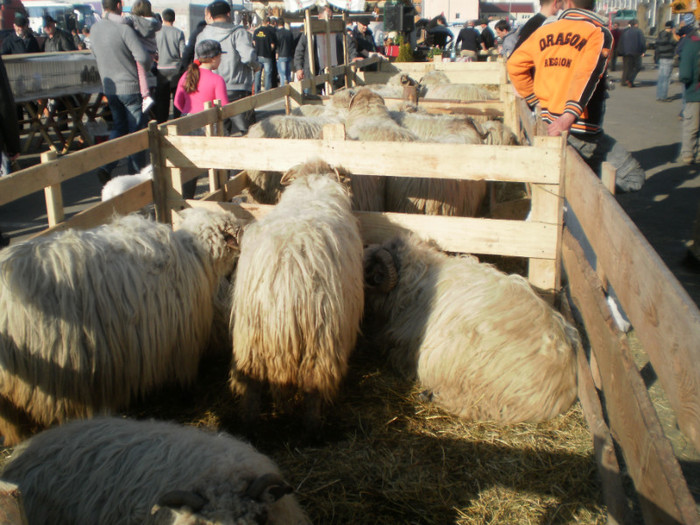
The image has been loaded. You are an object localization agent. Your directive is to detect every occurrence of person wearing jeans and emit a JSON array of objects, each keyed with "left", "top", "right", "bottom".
[
  {"left": 90, "top": 0, "right": 149, "bottom": 182},
  {"left": 275, "top": 17, "right": 294, "bottom": 86},
  {"left": 253, "top": 16, "right": 276, "bottom": 92},
  {"left": 655, "top": 21, "right": 677, "bottom": 101}
]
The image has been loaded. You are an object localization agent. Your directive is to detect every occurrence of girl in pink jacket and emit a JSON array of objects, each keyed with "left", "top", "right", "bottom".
[{"left": 174, "top": 39, "right": 229, "bottom": 115}]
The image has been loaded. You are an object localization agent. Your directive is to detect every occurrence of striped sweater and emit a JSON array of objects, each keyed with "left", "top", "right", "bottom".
[{"left": 507, "top": 9, "right": 612, "bottom": 135}]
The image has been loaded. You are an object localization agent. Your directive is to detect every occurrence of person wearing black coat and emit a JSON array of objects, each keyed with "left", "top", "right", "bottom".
[
  {"left": 618, "top": 19, "right": 646, "bottom": 87},
  {"left": 654, "top": 20, "right": 677, "bottom": 101},
  {"left": 1, "top": 13, "right": 40, "bottom": 55}
]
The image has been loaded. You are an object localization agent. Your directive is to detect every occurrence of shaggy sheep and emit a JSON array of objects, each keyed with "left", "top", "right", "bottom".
[
  {"left": 344, "top": 88, "right": 419, "bottom": 142},
  {"left": 419, "top": 70, "right": 498, "bottom": 101},
  {"left": 230, "top": 160, "right": 364, "bottom": 431},
  {"left": 1, "top": 417, "right": 310, "bottom": 525},
  {"left": 101, "top": 165, "right": 153, "bottom": 202},
  {"left": 363, "top": 234, "right": 579, "bottom": 423},
  {"left": 388, "top": 110, "right": 484, "bottom": 144},
  {"left": 0, "top": 208, "right": 247, "bottom": 445}
]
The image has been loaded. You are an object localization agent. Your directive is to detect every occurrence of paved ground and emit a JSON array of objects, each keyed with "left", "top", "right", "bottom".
[{"left": 604, "top": 54, "right": 700, "bottom": 308}]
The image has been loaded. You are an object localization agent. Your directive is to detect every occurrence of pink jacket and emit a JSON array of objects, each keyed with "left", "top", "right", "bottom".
[{"left": 174, "top": 67, "right": 229, "bottom": 114}]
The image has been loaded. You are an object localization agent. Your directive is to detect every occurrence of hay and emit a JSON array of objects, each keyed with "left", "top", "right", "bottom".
[{"left": 114, "top": 334, "right": 605, "bottom": 525}]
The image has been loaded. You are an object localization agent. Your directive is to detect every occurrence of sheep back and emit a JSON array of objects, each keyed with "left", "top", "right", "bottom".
[
  {"left": 363, "top": 235, "right": 579, "bottom": 423},
  {"left": 1, "top": 417, "right": 310, "bottom": 525},
  {"left": 231, "top": 163, "right": 364, "bottom": 402}
]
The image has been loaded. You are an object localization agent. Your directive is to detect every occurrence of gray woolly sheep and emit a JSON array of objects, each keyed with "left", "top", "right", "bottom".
[
  {"left": 0, "top": 209, "right": 247, "bottom": 445},
  {"left": 230, "top": 160, "right": 364, "bottom": 431},
  {"left": 419, "top": 70, "right": 497, "bottom": 101},
  {"left": 247, "top": 113, "right": 343, "bottom": 139},
  {"left": 345, "top": 88, "right": 419, "bottom": 142},
  {"left": 363, "top": 234, "right": 579, "bottom": 423},
  {"left": 1, "top": 417, "right": 310, "bottom": 525},
  {"left": 389, "top": 110, "right": 484, "bottom": 144}
]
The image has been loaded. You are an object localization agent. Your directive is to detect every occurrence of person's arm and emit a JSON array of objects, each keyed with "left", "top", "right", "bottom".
[
  {"left": 234, "top": 26, "right": 258, "bottom": 67},
  {"left": 177, "top": 30, "right": 185, "bottom": 57},
  {"left": 62, "top": 31, "right": 77, "bottom": 51},
  {"left": 173, "top": 73, "right": 187, "bottom": 112},
  {"left": 679, "top": 39, "right": 697, "bottom": 85},
  {"left": 123, "top": 24, "right": 149, "bottom": 70},
  {"left": 293, "top": 34, "right": 306, "bottom": 79}
]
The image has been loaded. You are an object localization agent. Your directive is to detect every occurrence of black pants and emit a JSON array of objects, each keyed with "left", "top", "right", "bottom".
[
  {"left": 155, "top": 68, "right": 182, "bottom": 123},
  {"left": 621, "top": 55, "right": 641, "bottom": 84},
  {"left": 225, "top": 90, "right": 255, "bottom": 136}
]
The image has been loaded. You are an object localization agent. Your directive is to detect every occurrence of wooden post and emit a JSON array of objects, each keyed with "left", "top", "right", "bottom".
[
  {"left": 0, "top": 481, "right": 29, "bottom": 525},
  {"left": 305, "top": 9, "right": 317, "bottom": 95},
  {"left": 148, "top": 121, "right": 170, "bottom": 224},
  {"left": 204, "top": 100, "right": 223, "bottom": 192},
  {"left": 42, "top": 151, "right": 64, "bottom": 227},
  {"left": 596, "top": 161, "right": 617, "bottom": 292},
  {"left": 343, "top": 12, "right": 350, "bottom": 88}
]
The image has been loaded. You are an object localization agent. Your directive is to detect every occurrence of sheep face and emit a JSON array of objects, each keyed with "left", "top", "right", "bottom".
[
  {"left": 148, "top": 475, "right": 294, "bottom": 525},
  {"left": 175, "top": 208, "right": 248, "bottom": 278}
]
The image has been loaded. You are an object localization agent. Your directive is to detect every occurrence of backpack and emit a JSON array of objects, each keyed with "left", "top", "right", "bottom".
[{"left": 501, "top": 25, "right": 523, "bottom": 58}]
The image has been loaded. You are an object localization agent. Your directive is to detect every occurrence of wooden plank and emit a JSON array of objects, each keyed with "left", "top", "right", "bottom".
[
  {"left": 161, "top": 136, "right": 562, "bottom": 184},
  {"left": 41, "top": 151, "right": 64, "bottom": 227},
  {"left": 219, "top": 86, "right": 289, "bottom": 120},
  {"left": 160, "top": 107, "right": 219, "bottom": 135},
  {"left": 565, "top": 149, "right": 700, "bottom": 452},
  {"left": 0, "top": 130, "right": 149, "bottom": 206},
  {"left": 565, "top": 296, "right": 630, "bottom": 525},
  {"left": 149, "top": 121, "right": 170, "bottom": 223},
  {"left": 32, "top": 180, "right": 153, "bottom": 238},
  {"left": 528, "top": 136, "right": 565, "bottom": 292},
  {"left": 187, "top": 201, "right": 557, "bottom": 259},
  {"left": 562, "top": 229, "right": 700, "bottom": 525},
  {"left": 0, "top": 481, "right": 28, "bottom": 525},
  {"left": 223, "top": 171, "right": 249, "bottom": 201},
  {"left": 306, "top": 18, "right": 345, "bottom": 33}
]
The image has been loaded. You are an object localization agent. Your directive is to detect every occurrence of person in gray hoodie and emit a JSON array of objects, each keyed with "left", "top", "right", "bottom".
[
  {"left": 90, "top": 0, "right": 149, "bottom": 181},
  {"left": 196, "top": 0, "right": 259, "bottom": 135}
]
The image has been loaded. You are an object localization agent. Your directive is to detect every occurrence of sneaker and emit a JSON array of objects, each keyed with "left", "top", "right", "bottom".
[{"left": 142, "top": 95, "right": 155, "bottom": 114}]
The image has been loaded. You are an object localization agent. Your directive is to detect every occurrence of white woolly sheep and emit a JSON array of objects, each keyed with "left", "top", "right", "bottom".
[
  {"left": 101, "top": 165, "right": 153, "bottom": 202},
  {"left": 388, "top": 110, "right": 484, "bottom": 144},
  {"left": 247, "top": 113, "right": 344, "bottom": 140},
  {"left": 362, "top": 234, "right": 579, "bottom": 423},
  {"left": 419, "top": 70, "right": 498, "bottom": 101},
  {"left": 1, "top": 417, "right": 310, "bottom": 525},
  {"left": 230, "top": 160, "right": 364, "bottom": 431},
  {"left": 0, "top": 208, "right": 247, "bottom": 445},
  {"left": 345, "top": 88, "right": 419, "bottom": 142}
]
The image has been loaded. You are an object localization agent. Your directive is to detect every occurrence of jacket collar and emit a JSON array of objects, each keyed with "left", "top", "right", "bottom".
[{"left": 559, "top": 8, "right": 608, "bottom": 28}]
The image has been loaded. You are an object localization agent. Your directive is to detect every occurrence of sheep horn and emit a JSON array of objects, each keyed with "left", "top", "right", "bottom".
[
  {"left": 156, "top": 490, "right": 208, "bottom": 512},
  {"left": 365, "top": 247, "right": 398, "bottom": 293},
  {"left": 246, "top": 473, "right": 293, "bottom": 504}
]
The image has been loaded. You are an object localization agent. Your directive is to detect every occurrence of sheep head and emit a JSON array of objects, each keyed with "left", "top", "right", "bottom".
[
  {"left": 279, "top": 159, "right": 352, "bottom": 190},
  {"left": 363, "top": 243, "right": 399, "bottom": 293},
  {"left": 348, "top": 87, "right": 387, "bottom": 114}
]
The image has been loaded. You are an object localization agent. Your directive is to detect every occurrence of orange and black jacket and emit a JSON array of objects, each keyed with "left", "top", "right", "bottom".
[{"left": 507, "top": 9, "right": 612, "bottom": 135}]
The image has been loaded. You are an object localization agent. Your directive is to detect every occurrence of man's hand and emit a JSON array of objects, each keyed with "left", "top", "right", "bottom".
[
  {"left": 295, "top": 69, "right": 304, "bottom": 80},
  {"left": 9, "top": 153, "right": 20, "bottom": 162},
  {"left": 548, "top": 112, "right": 576, "bottom": 136}
]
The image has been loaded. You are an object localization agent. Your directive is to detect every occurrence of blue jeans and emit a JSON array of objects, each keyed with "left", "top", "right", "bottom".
[
  {"left": 254, "top": 57, "right": 274, "bottom": 92},
  {"left": 656, "top": 58, "right": 673, "bottom": 100},
  {"left": 104, "top": 93, "right": 147, "bottom": 174},
  {"left": 277, "top": 57, "right": 292, "bottom": 86}
]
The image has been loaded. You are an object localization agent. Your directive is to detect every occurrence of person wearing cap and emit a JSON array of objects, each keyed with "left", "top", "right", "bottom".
[
  {"left": 617, "top": 19, "right": 645, "bottom": 87},
  {"left": 90, "top": 0, "right": 150, "bottom": 182},
  {"left": 353, "top": 16, "right": 378, "bottom": 57},
  {"left": 42, "top": 15, "right": 77, "bottom": 52},
  {"left": 1, "top": 13, "right": 40, "bottom": 54},
  {"left": 655, "top": 20, "right": 677, "bottom": 102},
  {"left": 294, "top": 5, "right": 358, "bottom": 86},
  {"left": 173, "top": 39, "right": 228, "bottom": 198},
  {"left": 196, "top": 0, "right": 259, "bottom": 136}
]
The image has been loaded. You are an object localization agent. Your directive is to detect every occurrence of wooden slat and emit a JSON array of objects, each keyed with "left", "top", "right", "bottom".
[
  {"left": 32, "top": 180, "right": 153, "bottom": 238},
  {"left": 562, "top": 229, "right": 700, "bottom": 525},
  {"left": 160, "top": 107, "right": 219, "bottom": 135},
  {"left": 0, "top": 481, "right": 28, "bottom": 525},
  {"left": 161, "top": 137, "right": 563, "bottom": 184},
  {"left": 565, "top": 149, "right": 700, "bottom": 452},
  {"left": 306, "top": 18, "right": 346, "bottom": 33},
  {"left": 0, "top": 130, "right": 149, "bottom": 206},
  {"left": 41, "top": 151, "right": 64, "bottom": 227},
  {"left": 187, "top": 201, "right": 557, "bottom": 258},
  {"left": 220, "top": 86, "right": 289, "bottom": 119}
]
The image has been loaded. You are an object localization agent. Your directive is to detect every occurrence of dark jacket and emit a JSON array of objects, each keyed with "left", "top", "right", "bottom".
[
  {"left": 180, "top": 20, "right": 206, "bottom": 74},
  {"left": 480, "top": 26, "right": 495, "bottom": 49},
  {"left": 455, "top": 26, "right": 481, "bottom": 52},
  {"left": 513, "top": 13, "right": 545, "bottom": 54},
  {"left": 43, "top": 28, "right": 77, "bottom": 52},
  {"left": 618, "top": 26, "right": 645, "bottom": 56},
  {"left": 276, "top": 26, "right": 294, "bottom": 58},
  {"left": 352, "top": 26, "right": 376, "bottom": 57},
  {"left": 0, "top": 55, "right": 20, "bottom": 157},
  {"left": 654, "top": 29, "right": 676, "bottom": 61},
  {"left": 1, "top": 31, "right": 40, "bottom": 54},
  {"left": 293, "top": 33, "right": 357, "bottom": 78},
  {"left": 253, "top": 24, "right": 276, "bottom": 59},
  {"left": 679, "top": 30, "right": 700, "bottom": 102}
]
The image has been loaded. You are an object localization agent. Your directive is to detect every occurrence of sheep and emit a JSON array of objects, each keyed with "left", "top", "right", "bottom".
[
  {"left": 0, "top": 208, "right": 247, "bottom": 445},
  {"left": 362, "top": 234, "right": 579, "bottom": 424},
  {"left": 419, "top": 70, "right": 498, "bottom": 101},
  {"left": 1, "top": 417, "right": 310, "bottom": 525},
  {"left": 388, "top": 110, "right": 484, "bottom": 144},
  {"left": 230, "top": 159, "right": 364, "bottom": 432},
  {"left": 344, "top": 88, "right": 419, "bottom": 142},
  {"left": 101, "top": 165, "right": 153, "bottom": 202}
]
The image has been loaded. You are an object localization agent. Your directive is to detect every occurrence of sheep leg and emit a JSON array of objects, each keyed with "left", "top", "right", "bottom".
[
  {"left": 302, "top": 390, "right": 323, "bottom": 436},
  {"left": 238, "top": 377, "right": 264, "bottom": 426}
]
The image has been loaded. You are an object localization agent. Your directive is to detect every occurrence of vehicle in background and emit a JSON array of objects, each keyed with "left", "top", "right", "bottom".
[
  {"left": 24, "top": 0, "right": 99, "bottom": 36},
  {"left": 611, "top": 9, "right": 637, "bottom": 28}
]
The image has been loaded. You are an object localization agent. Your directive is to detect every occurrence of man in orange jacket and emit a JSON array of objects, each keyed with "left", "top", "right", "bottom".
[{"left": 506, "top": 0, "right": 645, "bottom": 192}]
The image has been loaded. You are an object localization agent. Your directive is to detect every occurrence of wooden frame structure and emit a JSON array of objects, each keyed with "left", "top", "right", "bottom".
[{"left": 1, "top": 60, "right": 700, "bottom": 524}]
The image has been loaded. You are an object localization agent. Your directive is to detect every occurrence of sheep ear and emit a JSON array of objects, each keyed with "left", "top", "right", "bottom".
[
  {"left": 222, "top": 224, "right": 245, "bottom": 250},
  {"left": 364, "top": 246, "right": 398, "bottom": 293},
  {"left": 156, "top": 490, "right": 208, "bottom": 512},
  {"left": 279, "top": 170, "right": 296, "bottom": 186},
  {"left": 246, "top": 473, "right": 293, "bottom": 504}
]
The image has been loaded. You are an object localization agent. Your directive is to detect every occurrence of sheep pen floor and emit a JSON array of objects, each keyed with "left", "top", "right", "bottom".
[{"left": 117, "top": 337, "right": 605, "bottom": 525}]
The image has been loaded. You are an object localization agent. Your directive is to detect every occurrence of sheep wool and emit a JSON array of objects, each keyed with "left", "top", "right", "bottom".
[
  {"left": 1, "top": 417, "right": 310, "bottom": 525},
  {"left": 230, "top": 160, "right": 364, "bottom": 429},
  {"left": 0, "top": 209, "right": 246, "bottom": 445},
  {"left": 363, "top": 234, "right": 579, "bottom": 424}
]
